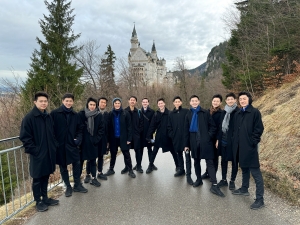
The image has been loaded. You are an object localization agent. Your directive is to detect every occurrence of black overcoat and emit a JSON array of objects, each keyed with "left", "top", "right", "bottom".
[
  {"left": 217, "top": 107, "right": 239, "bottom": 161},
  {"left": 232, "top": 105, "right": 264, "bottom": 168},
  {"left": 78, "top": 111, "right": 104, "bottom": 160},
  {"left": 140, "top": 107, "right": 155, "bottom": 148},
  {"left": 184, "top": 107, "right": 217, "bottom": 159},
  {"left": 50, "top": 106, "right": 83, "bottom": 166},
  {"left": 210, "top": 108, "right": 223, "bottom": 156},
  {"left": 98, "top": 111, "right": 109, "bottom": 155},
  {"left": 167, "top": 106, "right": 189, "bottom": 152},
  {"left": 125, "top": 107, "right": 143, "bottom": 150},
  {"left": 146, "top": 108, "right": 173, "bottom": 153},
  {"left": 19, "top": 106, "right": 57, "bottom": 178},
  {"left": 107, "top": 109, "right": 132, "bottom": 151}
]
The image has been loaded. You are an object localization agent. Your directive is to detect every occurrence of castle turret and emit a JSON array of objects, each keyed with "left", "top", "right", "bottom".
[
  {"left": 151, "top": 41, "right": 157, "bottom": 60},
  {"left": 130, "top": 24, "right": 139, "bottom": 53}
]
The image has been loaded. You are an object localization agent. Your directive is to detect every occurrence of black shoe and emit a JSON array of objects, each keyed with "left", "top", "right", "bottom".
[
  {"left": 201, "top": 172, "right": 210, "bottom": 179},
  {"left": 133, "top": 165, "right": 137, "bottom": 170},
  {"left": 151, "top": 164, "right": 158, "bottom": 170},
  {"left": 90, "top": 178, "right": 101, "bottom": 187},
  {"left": 229, "top": 181, "right": 235, "bottom": 190},
  {"left": 193, "top": 179, "right": 203, "bottom": 187},
  {"left": 42, "top": 198, "right": 59, "bottom": 206},
  {"left": 250, "top": 199, "right": 265, "bottom": 210},
  {"left": 175, "top": 167, "right": 180, "bottom": 172},
  {"left": 217, "top": 179, "right": 228, "bottom": 188},
  {"left": 136, "top": 166, "right": 144, "bottom": 173},
  {"left": 36, "top": 201, "right": 48, "bottom": 212},
  {"left": 210, "top": 185, "right": 225, "bottom": 197},
  {"left": 174, "top": 170, "right": 185, "bottom": 177},
  {"left": 146, "top": 165, "right": 153, "bottom": 174},
  {"left": 104, "top": 169, "right": 115, "bottom": 176},
  {"left": 121, "top": 167, "right": 129, "bottom": 174},
  {"left": 84, "top": 174, "right": 91, "bottom": 183},
  {"left": 97, "top": 173, "right": 108, "bottom": 180},
  {"left": 232, "top": 188, "right": 250, "bottom": 196},
  {"left": 65, "top": 186, "right": 72, "bottom": 197},
  {"left": 73, "top": 183, "right": 88, "bottom": 193},
  {"left": 186, "top": 175, "right": 194, "bottom": 185},
  {"left": 128, "top": 170, "right": 136, "bottom": 178}
]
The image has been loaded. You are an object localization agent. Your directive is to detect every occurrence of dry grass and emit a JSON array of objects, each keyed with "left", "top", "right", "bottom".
[{"left": 254, "top": 77, "right": 300, "bottom": 205}]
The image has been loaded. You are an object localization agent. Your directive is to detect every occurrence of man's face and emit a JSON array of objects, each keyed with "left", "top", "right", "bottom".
[
  {"left": 99, "top": 99, "right": 107, "bottom": 110},
  {"left": 114, "top": 100, "right": 121, "bottom": 110},
  {"left": 190, "top": 97, "right": 200, "bottom": 108},
  {"left": 129, "top": 98, "right": 137, "bottom": 107},
  {"left": 62, "top": 98, "right": 74, "bottom": 109},
  {"left": 212, "top": 97, "right": 221, "bottom": 108},
  {"left": 157, "top": 100, "right": 165, "bottom": 110},
  {"left": 239, "top": 95, "right": 249, "bottom": 108},
  {"left": 142, "top": 99, "right": 149, "bottom": 108},
  {"left": 34, "top": 96, "right": 48, "bottom": 111},
  {"left": 88, "top": 101, "right": 96, "bottom": 111},
  {"left": 173, "top": 99, "right": 182, "bottom": 109},
  {"left": 225, "top": 97, "right": 236, "bottom": 107}
]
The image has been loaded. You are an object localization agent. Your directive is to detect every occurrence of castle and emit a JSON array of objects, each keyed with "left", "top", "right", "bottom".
[{"left": 128, "top": 25, "right": 168, "bottom": 84}]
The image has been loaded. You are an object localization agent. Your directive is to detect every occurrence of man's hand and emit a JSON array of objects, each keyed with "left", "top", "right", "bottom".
[
  {"left": 184, "top": 147, "right": 189, "bottom": 152},
  {"left": 127, "top": 141, "right": 131, "bottom": 144},
  {"left": 215, "top": 140, "right": 218, "bottom": 149}
]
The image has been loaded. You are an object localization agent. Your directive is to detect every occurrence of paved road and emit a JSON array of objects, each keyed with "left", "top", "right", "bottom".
[{"left": 25, "top": 149, "right": 290, "bottom": 225}]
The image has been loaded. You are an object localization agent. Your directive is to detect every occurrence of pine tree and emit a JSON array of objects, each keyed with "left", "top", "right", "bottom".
[
  {"left": 21, "top": 0, "right": 83, "bottom": 110},
  {"left": 100, "top": 45, "right": 119, "bottom": 99}
]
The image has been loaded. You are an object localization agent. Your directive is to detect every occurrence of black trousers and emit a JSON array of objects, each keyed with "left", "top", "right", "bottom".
[
  {"left": 97, "top": 153, "right": 104, "bottom": 173},
  {"left": 150, "top": 146, "right": 179, "bottom": 167},
  {"left": 32, "top": 174, "right": 50, "bottom": 202},
  {"left": 221, "top": 159, "right": 238, "bottom": 181},
  {"left": 109, "top": 137, "right": 133, "bottom": 170},
  {"left": 59, "top": 161, "right": 81, "bottom": 187},
  {"left": 241, "top": 167, "right": 264, "bottom": 200},
  {"left": 194, "top": 159, "right": 217, "bottom": 184},
  {"left": 184, "top": 151, "right": 192, "bottom": 176},
  {"left": 85, "top": 159, "right": 97, "bottom": 177},
  {"left": 176, "top": 150, "right": 184, "bottom": 171},
  {"left": 141, "top": 144, "right": 153, "bottom": 163}
]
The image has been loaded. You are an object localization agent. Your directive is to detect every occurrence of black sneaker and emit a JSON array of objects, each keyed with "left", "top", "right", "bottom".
[
  {"left": 65, "top": 186, "right": 73, "bottom": 197},
  {"left": 146, "top": 165, "right": 153, "bottom": 174},
  {"left": 175, "top": 167, "right": 180, "bottom": 172},
  {"left": 73, "top": 183, "right": 88, "bottom": 193},
  {"left": 128, "top": 170, "right": 136, "bottom": 178},
  {"left": 250, "top": 199, "right": 265, "bottom": 210},
  {"left": 229, "top": 181, "right": 235, "bottom": 190},
  {"left": 97, "top": 173, "right": 108, "bottom": 180},
  {"left": 193, "top": 179, "right": 203, "bottom": 187},
  {"left": 84, "top": 174, "right": 91, "bottom": 183},
  {"left": 186, "top": 175, "right": 194, "bottom": 185},
  {"left": 121, "top": 167, "right": 129, "bottom": 174},
  {"left": 42, "top": 198, "right": 59, "bottom": 206},
  {"left": 133, "top": 165, "right": 137, "bottom": 170},
  {"left": 36, "top": 201, "right": 48, "bottom": 212},
  {"left": 201, "top": 172, "right": 210, "bottom": 179},
  {"left": 136, "top": 166, "right": 144, "bottom": 173},
  {"left": 210, "top": 185, "right": 225, "bottom": 197},
  {"left": 217, "top": 179, "right": 228, "bottom": 188},
  {"left": 232, "top": 188, "right": 250, "bottom": 196},
  {"left": 104, "top": 169, "right": 115, "bottom": 176},
  {"left": 90, "top": 178, "right": 101, "bottom": 187},
  {"left": 174, "top": 170, "right": 185, "bottom": 177},
  {"left": 151, "top": 164, "right": 158, "bottom": 170}
]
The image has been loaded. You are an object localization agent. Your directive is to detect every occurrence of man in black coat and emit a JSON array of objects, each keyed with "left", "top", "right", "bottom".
[
  {"left": 184, "top": 95, "right": 224, "bottom": 197},
  {"left": 20, "top": 92, "right": 59, "bottom": 212},
  {"left": 50, "top": 93, "right": 87, "bottom": 197},
  {"left": 232, "top": 91, "right": 265, "bottom": 210},
  {"left": 124, "top": 96, "right": 144, "bottom": 173},
  {"left": 146, "top": 98, "right": 179, "bottom": 174},
  {"left": 104, "top": 98, "right": 136, "bottom": 178},
  {"left": 140, "top": 98, "right": 156, "bottom": 173},
  {"left": 167, "top": 96, "right": 192, "bottom": 184},
  {"left": 216, "top": 93, "right": 239, "bottom": 190}
]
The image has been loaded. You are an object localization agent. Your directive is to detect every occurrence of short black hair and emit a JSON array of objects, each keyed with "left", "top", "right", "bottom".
[
  {"left": 129, "top": 96, "right": 137, "bottom": 101},
  {"left": 34, "top": 91, "right": 49, "bottom": 101},
  {"left": 173, "top": 96, "right": 182, "bottom": 102},
  {"left": 98, "top": 97, "right": 108, "bottom": 104},
  {"left": 86, "top": 97, "right": 98, "bottom": 108},
  {"left": 142, "top": 97, "right": 149, "bottom": 102},
  {"left": 157, "top": 97, "right": 165, "bottom": 103},
  {"left": 62, "top": 93, "right": 74, "bottom": 101},
  {"left": 238, "top": 91, "right": 253, "bottom": 105},
  {"left": 189, "top": 95, "right": 199, "bottom": 101},
  {"left": 225, "top": 92, "right": 236, "bottom": 99},
  {"left": 212, "top": 94, "right": 223, "bottom": 102}
]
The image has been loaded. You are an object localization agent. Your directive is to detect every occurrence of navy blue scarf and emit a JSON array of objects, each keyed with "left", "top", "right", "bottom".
[{"left": 189, "top": 106, "right": 201, "bottom": 132}]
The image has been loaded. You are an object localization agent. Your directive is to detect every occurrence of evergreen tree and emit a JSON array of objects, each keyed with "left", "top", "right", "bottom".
[
  {"left": 21, "top": 0, "right": 83, "bottom": 110},
  {"left": 100, "top": 45, "right": 119, "bottom": 99}
]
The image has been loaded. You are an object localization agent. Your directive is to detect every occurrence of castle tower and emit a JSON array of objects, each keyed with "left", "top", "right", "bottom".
[
  {"left": 151, "top": 41, "right": 157, "bottom": 60},
  {"left": 130, "top": 24, "right": 138, "bottom": 54}
]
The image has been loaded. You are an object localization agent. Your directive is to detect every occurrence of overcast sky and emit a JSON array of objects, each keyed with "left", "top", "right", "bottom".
[{"left": 0, "top": 0, "right": 234, "bottom": 80}]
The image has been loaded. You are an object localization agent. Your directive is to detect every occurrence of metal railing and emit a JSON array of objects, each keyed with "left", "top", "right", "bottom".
[{"left": 0, "top": 137, "right": 66, "bottom": 224}]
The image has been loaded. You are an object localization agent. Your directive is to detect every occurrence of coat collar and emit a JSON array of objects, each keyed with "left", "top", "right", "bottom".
[
  {"left": 238, "top": 104, "right": 254, "bottom": 114},
  {"left": 172, "top": 106, "right": 182, "bottom": 113},
  {"left": 125, "top": 106, "right": 138, "bottom": 112},
  {"left": 157, "top": 107, "right": 169, "bottom": 115},
  {"left": 32, "top": 106, "right": 48, "bottom": 117},
  {"left": 57, "top": 105, "right": 76, "bottom": 114}
]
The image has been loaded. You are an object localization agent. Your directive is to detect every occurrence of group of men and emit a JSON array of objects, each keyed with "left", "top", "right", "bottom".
[{"left": 19, "top": 90, "right": 265, "bottom": 212}]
